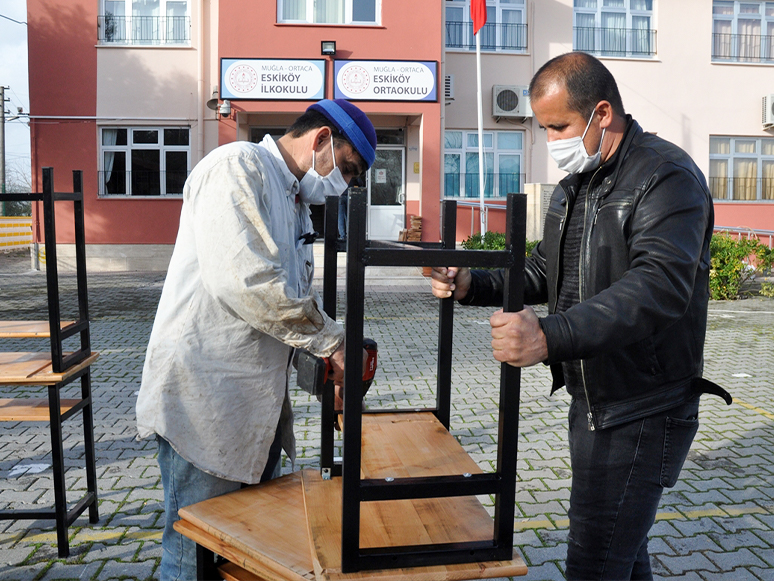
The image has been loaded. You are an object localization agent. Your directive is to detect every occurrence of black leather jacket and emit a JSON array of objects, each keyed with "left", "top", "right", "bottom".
[{"left": 461, "top": 117, "right": 729, "bottom": 430}]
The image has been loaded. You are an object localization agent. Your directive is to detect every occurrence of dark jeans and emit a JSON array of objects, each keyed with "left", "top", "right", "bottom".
[{"left": 566, "top": 396, "right": 700, "bottom": 580}]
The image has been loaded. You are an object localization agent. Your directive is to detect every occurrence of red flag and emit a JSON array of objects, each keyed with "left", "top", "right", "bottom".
[{"left": 471, "top": 0, "right": 487, "bottom": 35}]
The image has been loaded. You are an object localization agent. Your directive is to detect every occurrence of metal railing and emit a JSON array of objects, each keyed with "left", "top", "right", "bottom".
[
  {"left": 712, "top": 32, "right": 774, "bottom": 63},
  {"left": 709, "top": 177, "right": 774, "bottom": 201},
  {"left": 573, "top": 26, "right": 657, "bottom": 57},
  {"left": 98, "top": 15, "right": 191, "bottom": 45},
  {"left": 444, "top": 172, "right": 525, "bottom": 199},
  {"left": 446, "top": 21, "right": 528, "bottom": 51},
  {"left": 714, "top": 226, "right": 774, "bottom": 249},
  {"left": 99, "top": 171, "right": 188, "bottom": 197}
]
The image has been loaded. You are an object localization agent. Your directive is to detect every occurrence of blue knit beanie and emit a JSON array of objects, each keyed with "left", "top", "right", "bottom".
[{"left": 307, "top": 99, "right": 377, "bottom": 168}]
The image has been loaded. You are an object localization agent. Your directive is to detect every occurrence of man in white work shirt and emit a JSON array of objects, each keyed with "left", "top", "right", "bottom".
[{"left": 136, "top": 99, "right": 377, "bottom": 581}]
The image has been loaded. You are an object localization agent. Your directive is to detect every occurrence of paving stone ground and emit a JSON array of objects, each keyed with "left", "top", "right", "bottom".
[{"left": 0, "top": 250, "right": 772, "bottom": 581}]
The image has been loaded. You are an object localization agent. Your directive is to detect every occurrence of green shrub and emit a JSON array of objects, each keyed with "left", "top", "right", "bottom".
[
  {"left": 461, "top": 231, "right": 539, "bottom": 256},
  {"left": 710, "top": 234, "right": 774, "bottom": 300}
]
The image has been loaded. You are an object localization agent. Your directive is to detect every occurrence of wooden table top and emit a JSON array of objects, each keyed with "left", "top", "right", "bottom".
[{"left": 177, "top": 412, "right": 527, "bottom": 581}]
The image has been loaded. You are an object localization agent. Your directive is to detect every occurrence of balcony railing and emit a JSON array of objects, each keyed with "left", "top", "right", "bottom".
[
  {"left": 444, "top": 172, "right": 525, "bottom": 199},
  {"left": 712, "top": 33, "right": 774, "bottom": 63},
  {"left": 446, "top": 21, "right": 528, "bottom": 52},
  {"left": 98, "top": 15, "right": 191, "bottom": 45},
  {"left": 573, "top": 26, "right": 657, "bottom": 57},
  {"left": 709, "top": 177, "right": 774, "bottom": 201},
  {"left": 99, "top": 171, "right": 189, "bottom": 197}
]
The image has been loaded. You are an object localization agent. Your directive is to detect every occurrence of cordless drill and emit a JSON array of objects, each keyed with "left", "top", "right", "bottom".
[{"left": 295, "top": 338, "right": 378, "bottom": 398}]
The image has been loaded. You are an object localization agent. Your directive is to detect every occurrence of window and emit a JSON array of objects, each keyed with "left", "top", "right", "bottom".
[
  {"left": 712, "top": 1, "right": 774, "bottom": 62},
  {"left": 100, "top": 127, "right": 190, "bottom": 197},
  {"left": 445, "top": 0, "right": 527, "bottom": 52},
  {"left": 99, "top": 0, "right": 190, "bottom": 45},
  {"left": 277, "top": 0, "right": 379, "bottom": 25},
  {"left": 444, "top": 130, "right": 524, "bottom": 198},
  {"left": 709, "top": 136, "right": 774, "bottom": 201},
  {"left": 573, "top": 0, "right": 656, "bottom": 58}
]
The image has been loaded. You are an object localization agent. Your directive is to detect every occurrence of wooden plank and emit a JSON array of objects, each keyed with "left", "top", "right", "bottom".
[
  {"left": 0, "top": 321, "right": 76, "bottom": 338},
  {"left": 0, "top": 398, "right": 81, "bottom": 422},
  {"left": 0, "top": 352, "right": 99, "bottom": 385},
  {"left": 174, "top": 519, "right": 307, "bottom": 581},
  {"left": 302, "top": 471, "right": 526, "bottom": 581},
  {"left": 302, "top": 412, "right": 527, "bottom": 580},
  {"left": 178, "top": 472, "right": 315, "bottom": 581},
  {"left": 219, "top": 561, "right": 270, "bottom": 581},
  {"left": 359, "top": 413, "right": 482, "bottom": 478}
]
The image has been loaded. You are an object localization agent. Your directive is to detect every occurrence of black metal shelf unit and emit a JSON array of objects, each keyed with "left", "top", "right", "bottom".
[
  {"left": 318, "top": 191, "right": 527, "bottom": 573},
  {"left": 0, "top": 167, "right": 99, "bottom": 557}
]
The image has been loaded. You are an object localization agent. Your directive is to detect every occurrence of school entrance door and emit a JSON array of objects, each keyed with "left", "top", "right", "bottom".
[{"left": 367, "top": 147, "right": 405, "bottom": 240}]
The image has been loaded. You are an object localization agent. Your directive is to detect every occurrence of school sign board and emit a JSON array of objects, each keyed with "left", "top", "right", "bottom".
[
  {"left": 221, "top": 58, "right": 326, "bottom": 101},
  {"left": 334, "top": 60, "right": 438, "bottom": 102}
]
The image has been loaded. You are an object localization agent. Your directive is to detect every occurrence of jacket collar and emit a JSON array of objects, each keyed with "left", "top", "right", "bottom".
[{"left": 558, "top": 115, "right": 640, "bottom": 197}]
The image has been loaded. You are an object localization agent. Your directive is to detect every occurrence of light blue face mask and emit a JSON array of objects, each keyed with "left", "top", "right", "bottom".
[{"left": 298, "top": 136, "right": 350, "bottom": 204}]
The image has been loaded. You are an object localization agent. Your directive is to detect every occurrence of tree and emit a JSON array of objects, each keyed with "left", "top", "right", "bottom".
[{"left": 2, "top": 159, "right": 32, "bottom": 216}]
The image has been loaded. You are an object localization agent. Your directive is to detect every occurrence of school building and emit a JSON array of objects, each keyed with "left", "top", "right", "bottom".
[{"left": 26, "top": 0, "right": 774, "bottom": 269}]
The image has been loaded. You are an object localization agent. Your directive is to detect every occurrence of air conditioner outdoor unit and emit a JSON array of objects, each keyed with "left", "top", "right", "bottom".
[
  {"left": 493, "top": 85, "right": 532, "bottom": 118},
  {"left": 763, "top": 94, "right": 774, "bottom": 129}
]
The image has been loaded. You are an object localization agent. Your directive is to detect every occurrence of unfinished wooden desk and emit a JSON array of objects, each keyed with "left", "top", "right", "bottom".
[
  {"left": 0, "top": 168, "right": 100, "bottom": 558},
  {"left": 176, "top": 413, "right": 528, "bottom": 581},
  {"left": 175, "top": 194, "right": 529, "bottom": 578}
]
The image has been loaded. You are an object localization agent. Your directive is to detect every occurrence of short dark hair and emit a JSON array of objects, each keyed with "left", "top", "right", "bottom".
[
  {"left": 529, "top": 52, "right": 625, "bottom": 118},
  {"left": 287, "top": 110, "right": 351, "bottom": 149}
]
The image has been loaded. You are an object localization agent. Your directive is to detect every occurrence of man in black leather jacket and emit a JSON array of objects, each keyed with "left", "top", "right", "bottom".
[{"left": 432, "top": 53, "right": 730, "bottom": 580}]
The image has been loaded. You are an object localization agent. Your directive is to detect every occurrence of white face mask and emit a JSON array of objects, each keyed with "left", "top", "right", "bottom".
[
  {"left": 546, "top": 110, "right": 606, "bottom": 174},
  {"left": 298, "top": 135, "right": 350, "bottom": 204}
]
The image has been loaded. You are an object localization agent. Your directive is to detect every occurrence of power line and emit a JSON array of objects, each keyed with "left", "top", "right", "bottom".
[{"left": 0, "top": 13, "right": 27, "bottom": 25}]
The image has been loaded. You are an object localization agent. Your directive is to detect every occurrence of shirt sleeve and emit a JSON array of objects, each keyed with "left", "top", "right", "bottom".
[{"left": 185, "top": 146, "right": 343, "bottom": 358}]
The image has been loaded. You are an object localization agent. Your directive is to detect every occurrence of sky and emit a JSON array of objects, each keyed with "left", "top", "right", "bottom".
[{"left": 0, "top": 0, "right": 31, "bottom": 182}]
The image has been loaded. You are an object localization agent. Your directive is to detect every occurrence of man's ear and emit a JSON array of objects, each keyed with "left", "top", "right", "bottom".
[
  {"left": 313, "top": 126, "right": 333, "bottom": 149},
  {"left": 597, "top": 100, "right": 614, "bottom": 129}
]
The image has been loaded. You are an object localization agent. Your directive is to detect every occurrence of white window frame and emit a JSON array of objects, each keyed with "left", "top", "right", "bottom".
[
  {"left": 573, "top": 0, "right": 656, "bottom": 58},
  {"left": 99, "top": 126, "right": 191, "bottom": 198},
  {"left": 445, "top": 0, "right": 527, "bottom": 53},
  {"left": 709, "top": 135, "right": 774, "bottom": 201},
  {"left": 443, "top": 129, "right": 525, "bottom": 199},
  {"left": 712, "top": 1, "right": 774, "bottom": 62},
  {"left": 99, "top": 0, "right": 191, "bottom": 45},
  {"left": 277, "top": 0, "right": 381, "bottom": 25}
]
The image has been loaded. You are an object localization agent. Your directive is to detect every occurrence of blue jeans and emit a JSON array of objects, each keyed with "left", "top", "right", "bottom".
[
  {"left": 566, "top": 396, "right": 700, "bottom": 580},
  {"left": 156, "top": 428, "right": 282, "bottom": 581}
]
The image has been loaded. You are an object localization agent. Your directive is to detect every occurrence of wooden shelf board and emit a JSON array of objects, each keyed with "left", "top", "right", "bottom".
[
  {"left": 0, "top": 352, "right": 99, "bottom": 385},
  {"left": 0, "top": 321, "right": 76, "bottom": 338},
  {"left": 0, "top": 398, "right": 82, "bottom": 421}
]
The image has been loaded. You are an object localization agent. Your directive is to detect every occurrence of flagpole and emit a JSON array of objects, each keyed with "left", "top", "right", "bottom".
[{"left": 475, "top": 30, "right": 486, "bottom": 235}]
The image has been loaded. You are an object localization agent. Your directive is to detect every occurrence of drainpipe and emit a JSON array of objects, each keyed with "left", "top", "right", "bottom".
[{"left": 197, "top": 1, "right": 205, "bottom": 163}]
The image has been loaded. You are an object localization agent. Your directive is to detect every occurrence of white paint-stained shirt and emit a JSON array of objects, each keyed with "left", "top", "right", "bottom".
[{"left": 136, "top": 136, "right": 343, "bottom": 484}]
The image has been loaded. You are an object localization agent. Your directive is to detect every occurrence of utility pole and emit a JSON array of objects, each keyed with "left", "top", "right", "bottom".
[{"left": 1, "top": 85, "right": 7, "bottom": 215}]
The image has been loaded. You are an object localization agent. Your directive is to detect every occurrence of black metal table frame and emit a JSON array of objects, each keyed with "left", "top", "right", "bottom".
[
  {"left": 0, "top": 168, "right": 99, "bottom": 557},
  {"left": 318, "top": 191, "right": 527, "bottom": 573}
]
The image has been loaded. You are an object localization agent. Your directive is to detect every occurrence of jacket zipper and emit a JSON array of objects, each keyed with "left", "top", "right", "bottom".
[{"left": 578, "top": 167, "right": 606, "bottom": 431}]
